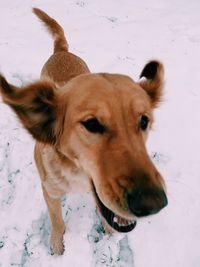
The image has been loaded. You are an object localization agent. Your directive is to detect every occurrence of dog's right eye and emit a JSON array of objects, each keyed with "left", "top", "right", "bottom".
[
  {"left": 140, "top": 115, "right": 149, "bottom": 131},
  {"left": 81, "top": 118, "right": 106, "bottom": 134}
]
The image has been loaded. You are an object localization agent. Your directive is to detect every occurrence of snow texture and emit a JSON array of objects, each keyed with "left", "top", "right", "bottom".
[{"left": 1, "top": 0, "right": 200, "bottom": 266}]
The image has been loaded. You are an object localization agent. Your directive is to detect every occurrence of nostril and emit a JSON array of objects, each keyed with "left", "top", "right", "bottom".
[
  {"left": 127, "top": 187, "right": 168, "bottom": 217},
  {"left": 127, "top": 189, "right": 144, "bottom": 216}
]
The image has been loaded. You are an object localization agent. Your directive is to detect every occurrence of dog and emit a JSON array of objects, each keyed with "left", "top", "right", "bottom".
[{"left": 0, "top": 8, "right": 167, "bottom": 255}]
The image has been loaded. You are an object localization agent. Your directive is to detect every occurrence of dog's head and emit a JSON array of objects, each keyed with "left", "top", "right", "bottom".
[{"left": 0, "top": 61, "right": 167, "bottom": 232}]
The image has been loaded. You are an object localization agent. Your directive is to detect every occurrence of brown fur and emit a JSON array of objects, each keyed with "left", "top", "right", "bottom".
[
  {"left": 33, "top": 7, "right": 69, "bottom": 53},
  {"left": 0, "top": 8, "right": 167, "bottom": 255}
]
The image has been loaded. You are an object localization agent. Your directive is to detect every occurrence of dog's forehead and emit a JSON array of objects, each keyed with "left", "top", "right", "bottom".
[{"left": 64, "top": 73, "right": 151, "bottom": 117}]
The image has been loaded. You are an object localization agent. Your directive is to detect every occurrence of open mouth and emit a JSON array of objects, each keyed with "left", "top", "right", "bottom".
[{"left": 91, "top": 182, "right": 136, "bottom": 233}]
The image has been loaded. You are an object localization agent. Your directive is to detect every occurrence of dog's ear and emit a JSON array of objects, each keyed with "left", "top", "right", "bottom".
[
  {"left": 139, "top": 61, "right": 164, "bottom": 107},
  {"left": 0, "top": 75, "right": 63, "bottom": 144}
]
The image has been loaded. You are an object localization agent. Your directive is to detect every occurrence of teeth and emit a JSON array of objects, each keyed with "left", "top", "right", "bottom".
[
  {"left": 113, "top": 216, "right": 118, "bottom": 223},
  {"left": 118, "top": 222, "right": 133, "bottom": 227},
  {"left": 113, "top": 214, "right": 136, "bottom": 227}
]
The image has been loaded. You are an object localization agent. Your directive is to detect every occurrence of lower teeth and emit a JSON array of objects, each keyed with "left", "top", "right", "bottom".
[
  {"left": 113, "top": 216, "right": 118, "bottom": 223},
  {"left": 113, "top": 216, "right": 135, "bottom": 227}
]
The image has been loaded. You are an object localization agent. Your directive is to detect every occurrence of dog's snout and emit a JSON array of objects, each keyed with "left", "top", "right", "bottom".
[{"left": 127, "top": 187, "right": 168, "bottom": 217}]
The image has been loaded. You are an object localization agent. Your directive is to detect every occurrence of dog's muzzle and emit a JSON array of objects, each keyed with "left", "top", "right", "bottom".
[
  {"left": 91, "top": 180, "right": 168, "bottom": 233},
  {"left": 126, "top": 186, "right": 168, "bottom": 217},
  {"left": 91, "top": 182, "right": 137, "bottom": 233}
]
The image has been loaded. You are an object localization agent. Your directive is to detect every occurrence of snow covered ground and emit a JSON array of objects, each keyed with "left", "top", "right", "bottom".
[{"left": 1, "top": 0, "right": 200, "bottom": 266}]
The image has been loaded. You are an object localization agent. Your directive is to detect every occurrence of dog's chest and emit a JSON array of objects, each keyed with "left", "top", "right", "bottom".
[{"left": 42, "top": 149, "right": 91, "bottom": 198}]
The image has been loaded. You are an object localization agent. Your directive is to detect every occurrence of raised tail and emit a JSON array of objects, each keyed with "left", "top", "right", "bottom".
[{"left": 32, "top": 8, "right": 69, "bottom": 53}]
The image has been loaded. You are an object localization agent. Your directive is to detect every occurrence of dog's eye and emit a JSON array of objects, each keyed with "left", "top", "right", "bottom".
[
  {"left": 81, "top": 118, "right": 106, "bottom": 134},
  {"left": 140, "top": 115, "right": 149, "bottom": 130}
]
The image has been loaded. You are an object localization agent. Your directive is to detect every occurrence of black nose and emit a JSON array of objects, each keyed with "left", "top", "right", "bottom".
[{"left": 127, "top": 187, "right": 168, "bottom": 217}]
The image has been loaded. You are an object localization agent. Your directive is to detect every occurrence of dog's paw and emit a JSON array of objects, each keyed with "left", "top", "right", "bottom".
[{"left": 50, "top": 232, "right": 65, "bottom": 255}]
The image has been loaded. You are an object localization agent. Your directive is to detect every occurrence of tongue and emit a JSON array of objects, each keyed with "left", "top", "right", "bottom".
[{"left": 113, "top": 215, "right": 134, "bottom": 226}]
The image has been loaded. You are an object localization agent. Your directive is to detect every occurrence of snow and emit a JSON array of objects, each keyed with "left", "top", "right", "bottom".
[{"left": 1, "top": 0, "right": 200, "bottom": 266}]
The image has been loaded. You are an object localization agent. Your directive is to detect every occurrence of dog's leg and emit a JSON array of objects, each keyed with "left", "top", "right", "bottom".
[{"left": 42, "top": 185, "right": 65, "bottom": 255}]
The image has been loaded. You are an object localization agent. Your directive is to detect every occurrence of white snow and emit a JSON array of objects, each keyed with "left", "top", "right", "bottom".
[{"left": 1, "top": 0, "right": 200, "bottom": 266}]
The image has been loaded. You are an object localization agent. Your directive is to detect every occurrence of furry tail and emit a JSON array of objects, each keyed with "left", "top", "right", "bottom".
[{"left": 32, "top": 7, "right": 69, "bottom": 53}]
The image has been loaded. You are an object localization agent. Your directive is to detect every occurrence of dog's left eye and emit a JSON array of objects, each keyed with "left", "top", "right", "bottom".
[
  {"left": 81, "top": 118, "right": 106, "bottom": 134},
  {"left": 140, "top": 115, "right": 149, "bottom": 130}
]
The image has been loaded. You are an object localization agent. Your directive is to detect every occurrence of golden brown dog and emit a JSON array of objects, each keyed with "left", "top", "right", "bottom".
[{"left": 0, "top": 8, "right": 167, "bottom": 255}]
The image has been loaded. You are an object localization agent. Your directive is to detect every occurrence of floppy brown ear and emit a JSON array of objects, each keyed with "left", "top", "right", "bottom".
[
  {"left": 0, "top": 75, "right": 63, "bottom": 144},
  {"left": 139, "top": 61, "right": 164, "bottom": 107}
]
